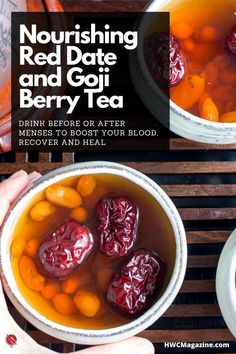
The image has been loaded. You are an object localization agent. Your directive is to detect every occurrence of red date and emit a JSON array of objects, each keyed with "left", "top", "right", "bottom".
[
  {"left": 144, "top": 32, "right": 185, "bottom": 86},
  {"left": 96, "top": 197, "right": 138, "bottom": 257},
  {"left": 226, "top": 26, "right": 236, "bottom": 58},
  {"left": 107, "top": 249, "right": 165, "bottom": 315},
  {"left": 37, "top": 220, "right": 94, "bottom": 277}
]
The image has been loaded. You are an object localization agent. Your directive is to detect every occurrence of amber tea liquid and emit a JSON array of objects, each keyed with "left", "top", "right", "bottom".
[
  {"left": 11, "top": 174, "right": 176, "bottom": 329},
  {"left": 149, "top": 0, "right": 236, "bottom": 121}
]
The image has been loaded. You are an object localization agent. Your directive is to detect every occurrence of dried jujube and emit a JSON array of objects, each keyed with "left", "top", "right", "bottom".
[
  {"left": 96, "top": 197, "right": 138, "bottom": 257},
  {"left": 37, "top": 219, "right": 94, "bottom": 278},
  {"left": 107, "top": 249, "right": 165, "bottom": 315},
  {"left": 225, "top": 26, "right": 236, "bottom": 58},
  {"left": 144, "top": 32, "right": 185, "bottom": 86}
]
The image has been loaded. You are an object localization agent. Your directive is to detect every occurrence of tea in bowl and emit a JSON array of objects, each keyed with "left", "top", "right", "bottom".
[
  {"left": 0, "top": 162, "right": 187, "bottom": 344},
  {"left": 131, "top": 0, "right": 236, "bottom": 144}
]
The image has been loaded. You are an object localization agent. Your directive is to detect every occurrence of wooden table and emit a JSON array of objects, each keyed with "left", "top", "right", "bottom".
[
  {"left": 2, "top": 142, "right": 236, "bottom": 353},
  {"left": 2, "top": 148, "right": 236, "bottom": 352},
  {"left": 1, "top": 0, "right": 236, "bottom": 352}
]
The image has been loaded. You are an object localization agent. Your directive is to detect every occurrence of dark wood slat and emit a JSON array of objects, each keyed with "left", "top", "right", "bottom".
[
  {"left": 164, "top": 304, "right": 220, "bottom": 317},
  {"left": 139, "top": 329, "right": 235, "bottom": 342},
  {"left": 15, "top": 152, "right": 28, "bottom": 163},
  {"left": 187, "top": 231, "right": 230, "bottom": 244},
  {"left": 188, "top": 255, "right": 218, "bottom": 268},
  {"left": 0, "top": 163, "right": 66, "bottom": 175},
  {"left": 179, "top": 208, "right": 236, "bottom": 220},
  {"left": 62, "top": 343, "right": 76, "bottom": 353},
  {"left": 2, "top": 161, "right": 236, "bottom": 175},
  {"left": 38, "top": 152, "right": 51, "bottom": 162},
  {"left": 121, "top": 161, "right": 236, "bottom": 174},
  {"left": 161, "top": 184, "right": 236, "bottom": 197},
  {"left": 62, "top": 152, "right": 74, "bottom": 164},
  {"left": 170, "top": 138, "right": 236, "bottom": 151},
  {"left": 8, "top": 306, "right": 28, "bottom": 330},
  {"left": 180, "top": 280, "right": 215, "bottom": 293}
]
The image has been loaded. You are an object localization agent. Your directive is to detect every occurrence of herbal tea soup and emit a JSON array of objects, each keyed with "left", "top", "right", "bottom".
[
  {"left": 11, "top": 173, "right": 175, "bottom": 329},
  {"left": 146, "top": 0, "right": 236, "bottom": 123}
]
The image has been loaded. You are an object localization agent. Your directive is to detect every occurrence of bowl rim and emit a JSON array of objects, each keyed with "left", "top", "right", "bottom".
[
  {"left": 139, "top": 0, "right": 236, "bottom": 130},
  {"left": 216, "top": 228, "right": 236, "bottom": 338},
  {"left": 0, "top": 161, "right": 187, "bottom": 343}
]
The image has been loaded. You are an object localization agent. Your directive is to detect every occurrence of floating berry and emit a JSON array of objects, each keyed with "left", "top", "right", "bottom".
[
  {"left": 96, "top": 197, "right": 138, "bottom": 257},
  {"left": 6, "top": 334, "right": 17, "bottom": 347},
  {"left": 144, "top": 32, "right": 185, "bottom": 86},
  {"left": 107, "top": 249, "right": 166, "bottom": 315},
  {"left": 37, "top": 220, "right": 94, "bottom": 277},
  {"left": 225, "top": 26, "right": 236, "bottom": 58}
]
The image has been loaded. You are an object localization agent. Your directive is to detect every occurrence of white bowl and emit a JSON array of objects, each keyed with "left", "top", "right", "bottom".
[
  {"left": 130, "top": 0, "right": 236, "bottom": 144},
  {"left": 0, "top": 161, "right": 187, "bottom": 345},
  {"left": 216, "top": 228, "right": 236, "bottom": 338}
]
